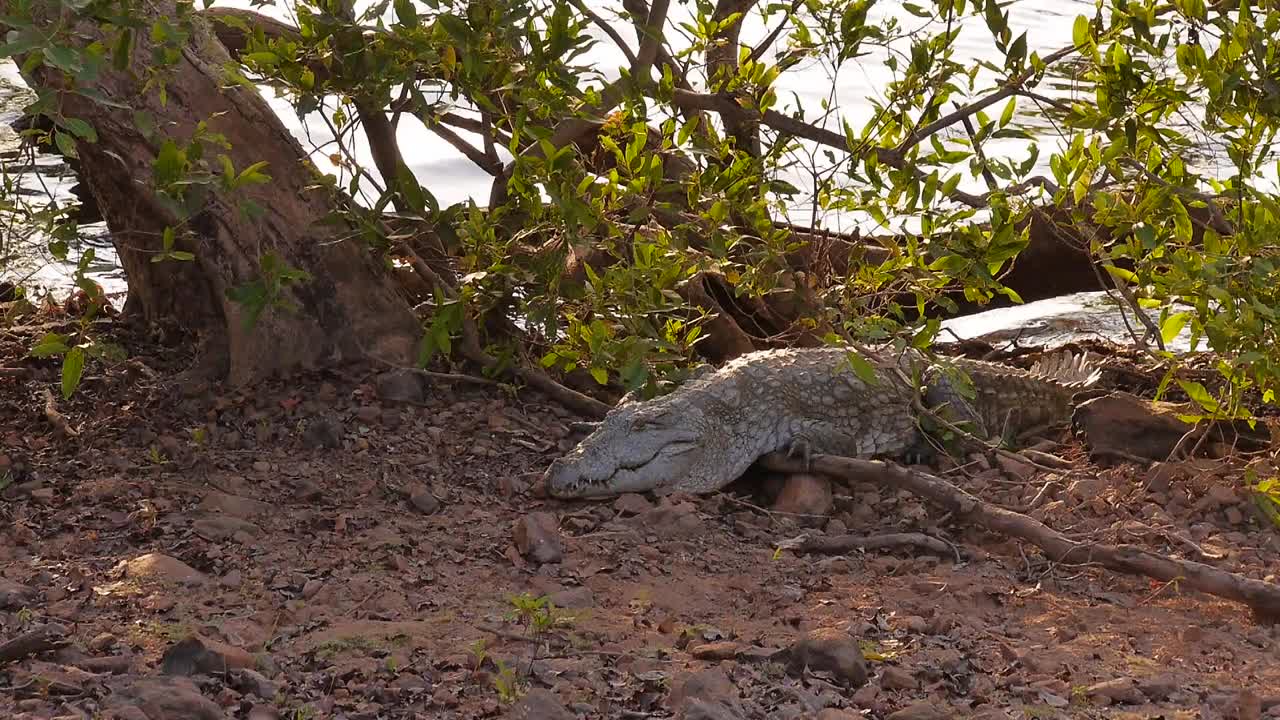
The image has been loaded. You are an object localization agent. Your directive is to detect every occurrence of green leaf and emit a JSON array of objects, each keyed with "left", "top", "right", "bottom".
[
  {"left": 394, "top": 0, "right": 419, "bottom": 26},
  {"left": 61, "top": 117, "right": 97, "bottom": 142},
  {"left": 54, "top": 130, "right": 78, "bottom": 159},
  {"left": 999, "top": 97, "right": 1016, "bottom": 128},
  {"left": 1072, "top": 15, "right": 1090, "bottom": 47},
  {"left": 842, "top": 350, "right": 879, "bottom": 385},
  {"left": 1176, "top": 380, "right": 1220, "bottom": 414},
  {"left": 43, "top": 45, "right": 82, "bottom": 73},
  {"left": 1160, "top": 311, "right": 1190, "bottom": 346},
  {"left": 30, "top": 332, "right": 71, "bottom": 358},
  {"left": 589, "top": 367, "right": 608, "bottom": 385},
  {"left": 61, "top": 346, "right": 85, "bottom": 399}
]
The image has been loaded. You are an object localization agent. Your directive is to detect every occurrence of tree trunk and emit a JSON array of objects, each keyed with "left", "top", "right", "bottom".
[{"left": 5, "top": 1, "right": 419, "bottom": 383}]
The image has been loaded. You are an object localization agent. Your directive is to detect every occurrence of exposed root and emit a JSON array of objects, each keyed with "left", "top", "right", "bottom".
[
  {"left": 778, "top": 531, "right": 958, "bottom": 559},
  {"left": 41, "top": 388, "right": 76, "bottom": 438},
  {"left": 761, "top": 452, "right": 1280, "bottom": 623}
]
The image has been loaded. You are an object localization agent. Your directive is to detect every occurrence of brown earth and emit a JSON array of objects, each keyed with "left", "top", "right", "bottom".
[{"left": 1, "top": 309, "right": 1278, "bottom": 720}]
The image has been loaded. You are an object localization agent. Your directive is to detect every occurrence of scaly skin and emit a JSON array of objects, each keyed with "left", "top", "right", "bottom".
[{"left": 543, "top": 346, "right": 1100, "bottom": 499}]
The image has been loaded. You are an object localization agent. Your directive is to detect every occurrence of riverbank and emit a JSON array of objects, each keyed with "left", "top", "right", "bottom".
[{"left": 1, "top": 307, "right": 1277, "bottom": 719}]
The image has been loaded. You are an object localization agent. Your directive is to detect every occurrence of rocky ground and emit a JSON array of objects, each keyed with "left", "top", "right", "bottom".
[{"left": 2, "top": 307, "right": 1279, "bottom": 720}]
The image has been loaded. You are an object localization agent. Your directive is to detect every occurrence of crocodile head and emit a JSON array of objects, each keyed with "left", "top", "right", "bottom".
[{"left": 543, "top": 399, "right": 713, "bottom": 498}]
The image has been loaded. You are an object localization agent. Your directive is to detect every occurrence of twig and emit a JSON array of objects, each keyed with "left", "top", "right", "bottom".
[
  {"left": 761, "top": 452, "right": 1280, "bottom": 621},
  {"left": 41, "top": 387, "right": 76, "bottom": 437},
  {"left": 778, "top": 531, "right": 959, "bottom": 559}
]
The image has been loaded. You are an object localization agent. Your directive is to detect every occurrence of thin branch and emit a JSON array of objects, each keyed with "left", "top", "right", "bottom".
[
  {"left": 571, "top": 0, "right": 638, "bottom": 66},
  {"left": 422, "top": 118, "right": 505, "bottom": 175},
  {"left": 746, "top": 0, "right": 804, "bottom": 65},
  {"left": 894, "top": 43, "right": 1081, "bottom": 156}
]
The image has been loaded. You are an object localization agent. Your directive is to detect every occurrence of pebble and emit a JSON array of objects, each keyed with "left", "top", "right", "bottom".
[
  {"left": 301, "top": 416, "right": 343, "bottom": 449},
  {"left": 505, "top": 688, "right": 573, "bottom": 719},
  {"left": 408, "top": 486, "right": 441, "bottom": 515},
  {"left": 375, "top": 370, "right": 426, "bottom": 403},
  {"left": 513, "top": 512, "right": 564, "bottom": 564},
  {"left": 116, "top": 553, "right": 206, "bottom": 586},
  {"left": 772, "top": 473, "right": 834, "bottom": 519},
  {"left": 786, "top": 627, "right": 868, "bottom": 687},
  {"left": 879, "top": 665, "right": 917, "bottom": 690},
  {"left": 613, "top": 493, "right": 653, "bottom": 516},
  {"left": 885, "top": 702, "right": 948, "bottom": 720},
  {"left": 690, "top": 641, "right": 743, "bottom": 661},
  {"left": 1084, "top": 677, "right": 1146, "bottom": 705}
]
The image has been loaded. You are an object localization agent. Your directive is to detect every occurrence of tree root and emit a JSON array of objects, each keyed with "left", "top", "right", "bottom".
[
  {"left": 778, "top": 532, "right": 958, "bottom": 559},
  {"left": 760, "top": 452, "right": 1280, "bottom": 623}
]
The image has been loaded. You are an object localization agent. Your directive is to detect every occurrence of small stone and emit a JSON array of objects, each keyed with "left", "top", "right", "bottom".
[
  {"left": 109, "top": 677, "right": 224, "bottom": 720},
  {"left": 247, "top": 705, "right": 281, "bottom": 720},
  {"left": 613, "top": 494, "right": 653, "bottom": 516},
  {"left": 879, "top": 665, "right": 916, "bottom": 690},
  {"left": 668, "top": 668, "right": 740, "bottom": 715},
  {"left": 301, "top": 416, "right": 343, "bottom": 449},
  {"left": 787, "top": 627, "right": 868, "bottom": 687},
  {"left": 690, "top": 641, "right": 742, "bottom": 661},
  {"left": 1085, "top": 677, "right": 1146, "bottom": 705},
  {"left": 513, "top": 512, "right": 563, "bottom": 564},
  {"left": 193, "top": 516, "right": 260, "bottom": 541},
  {"left": 159, "top": 635, "right": 256, "bottom": 676},
  {"left": 375, "top": 370, "right": 426, "bottom": 404},
  {"left": 547, "top": 586, "right": 594, "bottom": 609},
  {"left": 116, "top": 553, "right": 206, "bottom": 586},
  {"left": 900, "top": 615, "right": 928, "bottom": 633},
  {"left": 505, "top": 688, "right": 573, "bottom": 720},
  {"left": 408, "top": 486, "right": 440, "bottom": 515},
  {"left": 230, "top": 668, "right": 277, "bottom": 700},
  {"left": 252, "top": 461, "right": 271, "bottom": 473},
  {"left": 355, "top": 406, "right": 380, "bottom": 425},
  {"left": 886, "top": 701, "right": 947, "bottom": 720},
  {"left": 772, "top": 474, "right": 834, "bottom": 519},
  {"left": 88, "top": 632, "right": 118, "bottom": 652},
  {"left": 0, "top": 577, "right": 37, "bottom": 609},
  {"left": 817, "top": 709, "right": 862, "bottom": 719}
]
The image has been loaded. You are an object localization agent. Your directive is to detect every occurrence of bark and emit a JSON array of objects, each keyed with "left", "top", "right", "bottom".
[{"left": 5, "top": 1, "right": 420, "bottom": 383}]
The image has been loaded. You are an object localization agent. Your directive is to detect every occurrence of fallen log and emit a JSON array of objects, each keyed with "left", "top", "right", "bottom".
[{"left": 761, "top": 452, "right": 1280, "bottom": 623}]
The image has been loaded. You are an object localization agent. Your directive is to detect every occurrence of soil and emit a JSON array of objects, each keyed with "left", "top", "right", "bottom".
[{"left": 1, "top": 307, "right": 1279, "bottom": 720}]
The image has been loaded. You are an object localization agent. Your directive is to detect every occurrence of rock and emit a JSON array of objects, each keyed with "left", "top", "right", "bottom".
[
  {"left": 637, "top": 499, "right": 704, "bottom": 538},
  {"left": 108, "top": 677, "right": 223, "bottom": 720},
  {"left": 0, "top": 577, "right": 37, "bottom": 609},
  {"left": 247, "top": 705, "right": 281, "bottom": 720},
  {"left": 193, "top": 515, "right": 261, "bottom": 541},
  {"left": 816, "top": 710, "right": 861, "bottom": 720},
  {"left": 159, "top": 635, "right": 257, "bottom": 675},
  {"left": 505, "top": 688, "right": 573, "bottom": 720},
  {"left": 355, "top": 406, "right": 381, "bottom": 424},
  {"left": 116, "top": 553, "right": 206, "bottom": 585},
  {"left": 375, "top": 370, "right": 426, "bottom": 403},
  {"left": 1084, "top": 677, "right": 1146, "bottom": 705},
  {"left": 995, "top": 453, "right": 1036, "bottom": 481},
  {"left": 199, "top": 490, "right": 270, "bottom": 518},
  {"left": 230, "top": 668, "right": 277, "bottom": 700},
  {"left": 786, "top": 627, "right": 868, "bottom": 687},
  {"left": 669, "top": 668, "right": 741, "bottom": 716},
  {"left": 88, "top": 632, "right": 118, "bottom": 652},
  {"left": 1135, "top": 675, "right": 1177, "bottom": 701},
  {"left": 772, "top": 474, "right": 834, "bottom": 519},
  {"left": 547, "top": 586, "right": 595, "bottom": 609},
  {"left": 408, "top": 486, "right": 441, "bottom": 515},
  {"left": 885, "top": 701, "right": 947, "bottom": 720},
  {"left": 613, "top": 493, "right": 654, "bottom": 516},
  {"left": 513, "top": 512, "right": 563, "bottom": 564},
  {"left": 690, "top": 641, "right": 742, "bottom": 661},
  {"left": 301, "top": 416, "right": 343, "bottom": 449},
  {"left": 879, "top": 665, "right": 916, "bottom": 690},
  {"left": 681, "top": 699, "right": 746, "bottom": 720}
]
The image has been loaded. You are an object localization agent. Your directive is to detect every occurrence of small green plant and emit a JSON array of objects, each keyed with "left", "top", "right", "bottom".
[
  {"left": 1249, "top": 468, "right": 1280, "bottom": 529},
  {"left": 505, "top": 593, "right": 562, "bottom": 636},
  {"left": 468, "top": 638, "right": 489, "bottom": 671},
  {"left": 15, "top": 607, "right": 34, "bottom": 625},
  {"left": 492, "top": 658, "right": 524, "bottom": 704},
  {"left": 190, "top": 426, "right": 207, "bottom": 446}
]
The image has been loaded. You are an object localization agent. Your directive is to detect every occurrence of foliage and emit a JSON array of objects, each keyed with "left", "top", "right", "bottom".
[{"left": 1, "top": 0, "right": 1279, "bottom": 411}]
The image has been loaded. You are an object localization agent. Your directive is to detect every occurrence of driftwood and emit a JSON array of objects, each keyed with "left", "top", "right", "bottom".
[
  {"left": 761, "top": 452, "right": 1280, "bottom": 623},
  {"left": 1073, "top": 391, "right": 1274, "bottom": 464}
]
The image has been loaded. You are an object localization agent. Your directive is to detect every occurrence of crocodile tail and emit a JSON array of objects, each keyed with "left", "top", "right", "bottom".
[{"left": 1027, "top": 349, "right": 1103, "bottom": 389}]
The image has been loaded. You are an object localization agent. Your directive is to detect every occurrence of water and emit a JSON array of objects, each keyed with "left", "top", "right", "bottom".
[{"left": 0, "top": 0, "right": 1247, "bottom": 348}]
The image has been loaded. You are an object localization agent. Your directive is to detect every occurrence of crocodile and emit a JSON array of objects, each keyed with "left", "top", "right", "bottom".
[{"left": 543, "top": 345, "right": 1101, "bottom": 499}]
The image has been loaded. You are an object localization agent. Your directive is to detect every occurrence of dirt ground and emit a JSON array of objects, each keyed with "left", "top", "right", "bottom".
[{"left": 2, "top": 308, "right": 1279, "bottom": 720}]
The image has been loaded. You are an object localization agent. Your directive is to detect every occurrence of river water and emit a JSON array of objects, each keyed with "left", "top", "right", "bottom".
[{"left": 0, "top": 0, "right": 1213, "bottom": 349}]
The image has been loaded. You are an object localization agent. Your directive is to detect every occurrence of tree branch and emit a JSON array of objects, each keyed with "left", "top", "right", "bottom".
[{"left": 488, "top": 0, "right": 672, "bottom": 208}]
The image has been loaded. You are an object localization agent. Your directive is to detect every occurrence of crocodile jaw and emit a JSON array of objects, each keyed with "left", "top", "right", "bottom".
[{"left": 543, "top": 404, "right": 711, "bottom": 498}]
